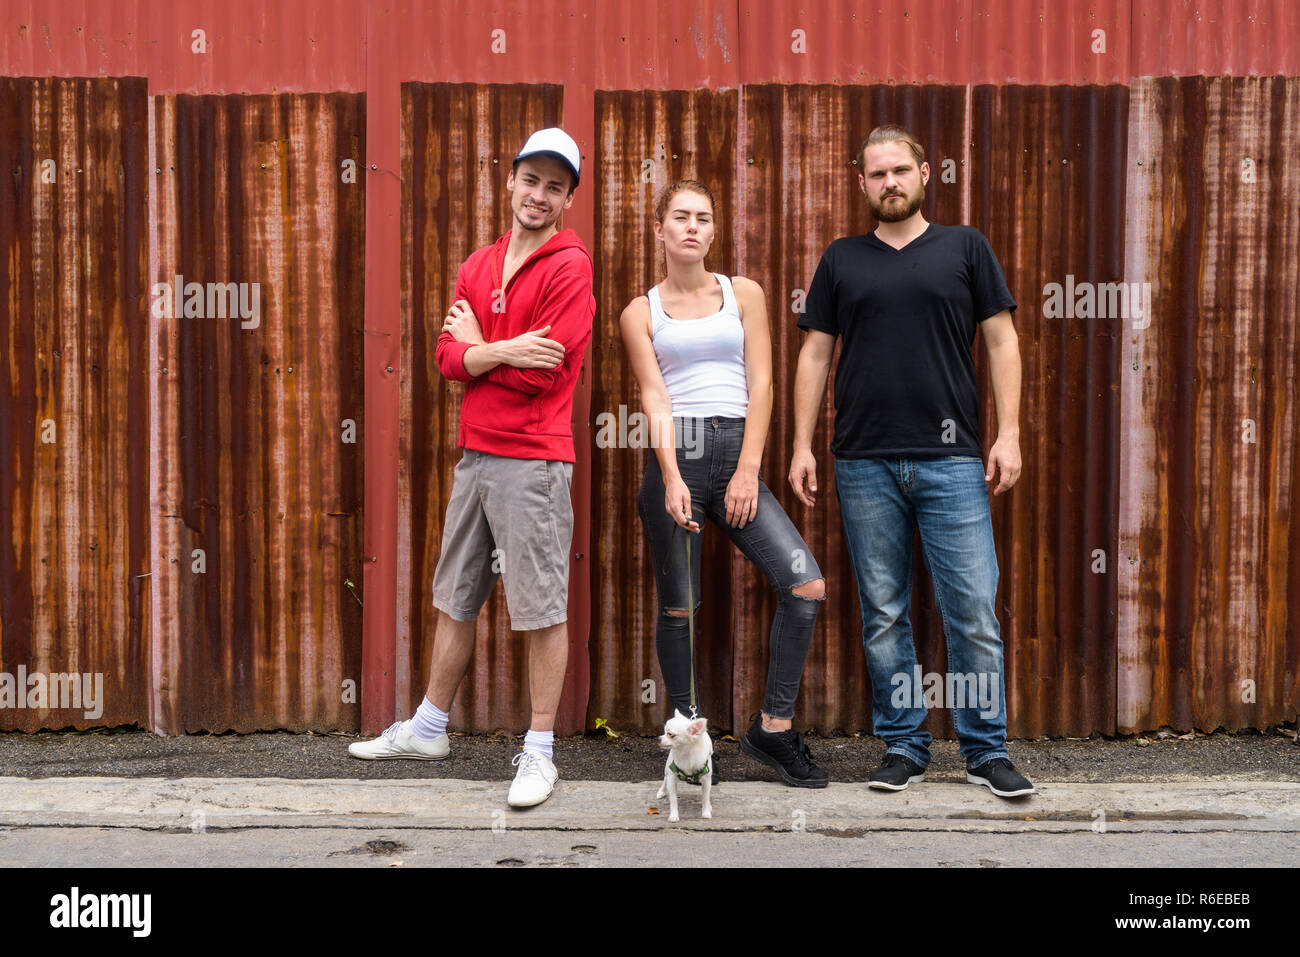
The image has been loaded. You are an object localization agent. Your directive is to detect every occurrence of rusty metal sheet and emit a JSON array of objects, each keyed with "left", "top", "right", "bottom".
[
  {"left": 0, "top": 76, "right": 150, "bottom": 731},
  {"left": 398, "top": 83, "right": 580, "bottom": 734},
  {"left": 974, "top": 83, "right": 1129, "bottom": 737},
  {"left": 588, "top": 88, "right": 739, "bottom": 734},
  {"left": 151, "top": 92, "right": 365, "bottom": 732},
  {"left": 1119, "top": 76, "right": 1300, "bottom": 733}
]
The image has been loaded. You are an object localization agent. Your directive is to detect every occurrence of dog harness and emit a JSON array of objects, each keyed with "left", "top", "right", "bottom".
[{"left": 669, "top": 758, "right": 711, "bottom": 786}]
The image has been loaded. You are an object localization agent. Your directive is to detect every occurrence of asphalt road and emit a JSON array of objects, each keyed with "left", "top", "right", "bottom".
[{"left": 3, "top": 825, "right": 1296, "bottom": 867}]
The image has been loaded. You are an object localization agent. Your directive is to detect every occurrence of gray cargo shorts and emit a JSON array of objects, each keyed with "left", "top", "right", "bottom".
[{"left": 430, "top": 449, "right": 574, "bottom": 631}]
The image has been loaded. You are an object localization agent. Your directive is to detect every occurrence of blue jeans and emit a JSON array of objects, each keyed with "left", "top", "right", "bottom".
[{"left": 834, "top": 456, "right": 1008, "bottom": 769}]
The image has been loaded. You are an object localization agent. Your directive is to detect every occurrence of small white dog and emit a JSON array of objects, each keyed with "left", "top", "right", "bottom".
[{"left": 656, "top": 710, "right": 713, "bottom": 822}]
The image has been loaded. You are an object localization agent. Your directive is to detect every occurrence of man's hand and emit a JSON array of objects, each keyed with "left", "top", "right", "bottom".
[
  {"left": 493, "top": 326, "right": 565, "bottom": 370},
  {"left": 443, "top": 299, "right": 484, "bottom": 345},
  {"left": 789, "top": 448, "right": 819, "bottom": 507},
  {"left": 985, "top": 434, "right": 1022, "bottom": 495}
]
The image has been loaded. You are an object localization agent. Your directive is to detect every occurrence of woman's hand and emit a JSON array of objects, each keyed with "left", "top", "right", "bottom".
[
  {"left": 663, "top": 475, "right": 700, "bottom": 532},
  {"left": 724, "top": 466, "right": 759, "bottom": 528}
]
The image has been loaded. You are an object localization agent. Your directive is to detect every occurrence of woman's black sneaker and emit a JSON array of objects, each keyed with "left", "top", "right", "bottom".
[
  {"left": 966, "top": 758, "right": 1035, "bottom": 797},
  {"left": 867, "top": 753, "right": 926, "bottom": 791},
  {"left": 739, "top": 718, "right": 829, "bottom": 788}
]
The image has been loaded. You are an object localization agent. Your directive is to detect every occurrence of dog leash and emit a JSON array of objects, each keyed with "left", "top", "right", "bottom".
[
  {"left": 662, "top": 520, "right": 700, "bottom": 719},
  {"left": 685, "top": 528, "right": 698, "bottom": 719}
]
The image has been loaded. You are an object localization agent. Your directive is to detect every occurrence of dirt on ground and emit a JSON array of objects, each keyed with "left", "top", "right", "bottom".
[{"left": 1, "top": 724, "right": 1296, "bottom": 783}]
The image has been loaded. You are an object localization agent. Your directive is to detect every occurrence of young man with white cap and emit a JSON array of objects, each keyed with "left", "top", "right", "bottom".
[{"left": 349, "top": 128, "right": 595, "bottom": 809}]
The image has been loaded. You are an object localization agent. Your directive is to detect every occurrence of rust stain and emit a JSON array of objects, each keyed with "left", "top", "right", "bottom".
[
  {"left": 0, "top": 77, "right": 150, "bottom": 731},
  {"left": 152, "top": 92, "right": 365, "bottom": 732},
  {"left": 1120, "top": 76, "right": 1300, "bottom": 733}
]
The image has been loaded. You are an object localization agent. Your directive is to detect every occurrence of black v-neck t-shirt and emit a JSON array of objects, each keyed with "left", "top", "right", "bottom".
[{"left": 798, "top": 223, "right": 1017, "bottom": 459}]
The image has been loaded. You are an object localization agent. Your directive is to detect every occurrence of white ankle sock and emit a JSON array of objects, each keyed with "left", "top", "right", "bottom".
[
  {"left": 522, "top": 729, "right": 554, "bottom": 760},
  {"left": 409, "top": 697, "right": 448, "bottom": 741}
]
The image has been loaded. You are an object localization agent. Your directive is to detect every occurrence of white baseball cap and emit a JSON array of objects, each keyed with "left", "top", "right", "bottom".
[{"left": 514, "top": 127, "right": 581, "bottom": 187}]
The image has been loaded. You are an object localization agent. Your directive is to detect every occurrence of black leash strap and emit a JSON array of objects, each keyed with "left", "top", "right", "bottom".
[{"left": 662, "top": 520, "right": 700, "bottom": 719}]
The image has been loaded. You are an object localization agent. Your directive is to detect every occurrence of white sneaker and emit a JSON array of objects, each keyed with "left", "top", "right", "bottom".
[
  {"left": 347, "top": 720, "right": 449, "bottom": 760},
  {"left": 507, "top": 749, "right": 558, "bottom": 807}
]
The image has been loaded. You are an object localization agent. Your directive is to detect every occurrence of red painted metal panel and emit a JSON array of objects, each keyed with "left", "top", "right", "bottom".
[
  {"left": 0, "top": 76, "right": 150, "bottom": 731},
  {"left": 735, "top": 0, "right": 1130, "bottom": 86},
  {"left": 360, "top": 0, "right": 397, "bottom": 737},
  {"left": 0, "top": 0, "right": 366, "bottom": 93},
  {"left": 1132, "top": 0, "right": 1300, "bottom": 78},
  {"left": 967, "top": 0, "right": 1131, "bottom": 85}
]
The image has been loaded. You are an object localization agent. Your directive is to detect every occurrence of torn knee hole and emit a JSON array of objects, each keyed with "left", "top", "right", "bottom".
[
  {"left": 791, "top": 578, "right": 827, "bottom": 601},
  {"left": 666, "top": 608, "right": 691, "bottom": 617}
]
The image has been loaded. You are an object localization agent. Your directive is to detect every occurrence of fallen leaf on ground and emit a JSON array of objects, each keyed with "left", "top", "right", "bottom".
[{"left": 648, "top": 807, "right": 660, "bottom": 815}]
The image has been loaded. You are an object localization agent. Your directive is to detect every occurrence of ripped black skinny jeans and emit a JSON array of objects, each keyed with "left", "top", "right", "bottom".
[{"left": 637, "top": 416, "right": 824, "bottom": 720}]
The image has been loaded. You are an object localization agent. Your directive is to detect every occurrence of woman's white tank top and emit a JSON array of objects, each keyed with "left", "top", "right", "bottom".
[{"left": 648, "top": 274, "right": 749, "bottom": 418}]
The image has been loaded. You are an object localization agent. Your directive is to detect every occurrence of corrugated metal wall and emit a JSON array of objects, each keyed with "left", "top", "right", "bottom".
[
  {"left": 2, "top": 1, "right": 1297, "bottom": 737},
  {"left": 151, "top": 93, "right": 365, "bottom": 731},
  {"left": 974, "top": 83, "right": 1129, "bottom": 736},
  {"left": 1119, "top": 75, "right": 1300, "bottom": 733},
  {"left": 0, "top": 76, "right": 150, "bottom": 730}
]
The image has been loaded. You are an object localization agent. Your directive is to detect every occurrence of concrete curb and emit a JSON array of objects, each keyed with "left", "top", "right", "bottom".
[{"left": 2, "top": 777, "right": 1298, "bottom": 834}]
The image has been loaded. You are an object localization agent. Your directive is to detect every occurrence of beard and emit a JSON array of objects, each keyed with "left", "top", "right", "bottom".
[{"left": 869, "top": 184, "right": 924, "bottom": 223}]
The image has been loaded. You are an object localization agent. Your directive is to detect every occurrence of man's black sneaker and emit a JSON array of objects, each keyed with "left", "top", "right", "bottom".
[
  {"left": 867, "top": 753, "right": 926, "bottom": 791},
  {"left": 738, "top": 717, "right": 829, "bottom": 788},
  {"left": 967, "top": 757, "right": 1035, "bottom": 797}
]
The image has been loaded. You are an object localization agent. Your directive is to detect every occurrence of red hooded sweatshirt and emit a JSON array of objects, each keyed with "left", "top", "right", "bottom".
[{"left": 435, "top": 228, "right": 595, "bottom": 462}]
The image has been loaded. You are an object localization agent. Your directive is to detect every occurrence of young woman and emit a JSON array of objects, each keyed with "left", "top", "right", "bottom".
[{"left": 619, "top": 180, "right": 828, "bottom": 788}]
